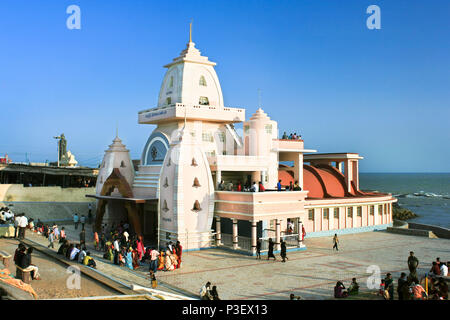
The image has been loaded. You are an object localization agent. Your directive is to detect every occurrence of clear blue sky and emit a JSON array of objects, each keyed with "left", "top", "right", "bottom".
[{"left": 0, "top": 0, "right": 449, "bottom": 172}]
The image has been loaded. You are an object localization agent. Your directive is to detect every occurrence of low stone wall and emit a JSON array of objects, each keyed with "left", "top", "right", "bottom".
[
  {"left": 386, "top": 227, "right": 437, "bottom": 238},
  {"left": 408, "top": 222, "right": 450, "bottom": 239},
  {"left": 0, "top": 201, "right": 95, "bottom": 223},
  {"left": 0, "top": 184, "right": 95, "bottom": 202}
]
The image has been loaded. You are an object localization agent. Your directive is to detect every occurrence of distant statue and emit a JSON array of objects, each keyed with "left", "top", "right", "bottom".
[{"left": 59, "top": 134, "right": 67, "bottom": 161}]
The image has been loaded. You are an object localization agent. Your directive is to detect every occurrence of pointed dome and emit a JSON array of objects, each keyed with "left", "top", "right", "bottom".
[
  {"left": 106, "top": 135, "right": 129, "bottom": 153},
  {"left": 250, "top": 108, "right": 271, "bottom": 121}
]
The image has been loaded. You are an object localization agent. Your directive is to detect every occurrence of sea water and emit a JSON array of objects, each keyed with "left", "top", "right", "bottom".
[{"left": 359, "top": 173, "right": 450, "bottom": 228}]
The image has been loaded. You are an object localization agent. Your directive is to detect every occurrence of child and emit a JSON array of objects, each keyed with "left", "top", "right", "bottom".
[
  {"left": 149, "top": 270, "right": 157, "bottom": 288},
  {"left": 379, "top": 279, "right": 389, "bottom": 299}
]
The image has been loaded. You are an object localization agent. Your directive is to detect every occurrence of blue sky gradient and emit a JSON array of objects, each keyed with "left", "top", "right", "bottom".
[{"left": 0, "top": 0, "right": 449, "bottom": 172}]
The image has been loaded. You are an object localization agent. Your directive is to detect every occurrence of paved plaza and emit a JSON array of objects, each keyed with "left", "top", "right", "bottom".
[{"left": 18, "top": 224, "right": 450, "bottom": 300}]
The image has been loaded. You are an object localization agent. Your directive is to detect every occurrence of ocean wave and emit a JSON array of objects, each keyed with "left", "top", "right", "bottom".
[{"left": 394, "top": 191, "right": 449, "bottom": 199}]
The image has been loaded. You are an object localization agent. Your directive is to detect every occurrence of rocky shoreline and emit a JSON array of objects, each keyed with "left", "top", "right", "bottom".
[{"left": 392, "top": 203, "right": 418, "bottom": 220}]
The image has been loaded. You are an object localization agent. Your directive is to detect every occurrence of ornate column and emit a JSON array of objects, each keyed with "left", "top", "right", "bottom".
[
  {"left": 251, "top": 220, "right": 257, "bottom": 255},
  {"left": 215, "top": 217, "right": 222, "bottom": 246},
  {"left": 232, "top": 219, "right": 238, "bottom": 250},
  {"left": 275, "top": 219, "right": 281, "bottom": 251},
  {"left": 297, "top": 219, "right": 304, "bottom": 247},
  {"left": 216, "top": 170, "right": 222, "bottom": 189}
]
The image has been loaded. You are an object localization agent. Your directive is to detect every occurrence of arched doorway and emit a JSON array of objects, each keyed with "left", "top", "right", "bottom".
[{"left": 95, "top": 168, "right": 142, "bottom": 238}]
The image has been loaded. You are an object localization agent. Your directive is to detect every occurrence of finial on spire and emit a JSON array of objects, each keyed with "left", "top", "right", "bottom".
[{"left": 189, "top": 19, "right": 193, "bottom": 43}]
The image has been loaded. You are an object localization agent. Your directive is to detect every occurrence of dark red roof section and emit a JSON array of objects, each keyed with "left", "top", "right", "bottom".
[{"left": 278, "top": 164, "right": 389, "bottom": 199}]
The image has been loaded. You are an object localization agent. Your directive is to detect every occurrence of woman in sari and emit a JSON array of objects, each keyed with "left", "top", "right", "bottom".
[
  {"left": 157, "top": 251, "right": 165, "bottom": 271},
  {"left": 132, "top": 248, "right": 139, "bottom": 269},
  {"left": 175, "top": 241, "right": 182, "bottom": 269},
  {"left": 137, "top": 236, "right": 145, "bottom": 261},
  {"left": 125, "top": 248, "right": 133, "bottom": 270},
  {"left": 164, "top": 250, "right": 175, "bottom": 271}
]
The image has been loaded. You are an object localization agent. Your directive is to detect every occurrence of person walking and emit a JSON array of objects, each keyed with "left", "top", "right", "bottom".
[
  {"left": 267, "top": 238, "right": 276, "bottom": 261},
  {"left": 48, "top": 229, "right": 55, "bottom": 248},
  {"left": 332, "top": 234, "right": 339, "bottom": 251},
  {"left": 88, "top": 203, "right": 93, "bottom": 224},
  {"left": 256, "top": 239, "right": 261, "bottom": 259},
  {"left": 280, "top": 240, "right": 288, "bottom": 262},
  {"left": 73, "top": 213, "right": 79, "bottom": 230},
  {"left": 80, "top": 215, "right": 86, "bottom": 230},
  {"left": 80, "top": 228, "right": 86, "bottom": 246},
  {"left": 13, "top": 214, "right": 20, "bottom": 238}
]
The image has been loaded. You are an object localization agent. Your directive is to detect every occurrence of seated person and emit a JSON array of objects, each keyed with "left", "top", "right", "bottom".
[
  {"left": 348, "top": 278, "right": 359, "bottom": 295},
  {"left": 69, "top": 244, "right": 80, "bottom": 261},
  {"left": 83, "top": 251, "right": 97, "bottom": 269},
  {"left": 258, "top": 182, "right": 265, "bottom": 192},
  {"left": 411, "top": 282, "right": 427, "bottom": 300},
  {"left": 78, "top": 246, "right": 87, "bottom": 264},
  {"left": 19, "top": 247, "right": 41, "bottom": 280},
  {"left": 334, "top": 281, "right": 348, "bottom": 298},
  {"left": 430, "top": 261, "right": 441, "bottom": 277}
]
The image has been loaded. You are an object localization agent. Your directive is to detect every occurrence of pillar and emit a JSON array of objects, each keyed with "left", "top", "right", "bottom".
[
  {"left": 293, "top": 154, "right": 304, "bottom": 190},
  {"left": 297, "top": 219, "right": 304, "bottom": 247},
  {"left": 216, "top": 170, "right": 222, "bottom": 189},
  {"left": 215, "top": 217, "right": 222, "bottom": 246},
  {"left": 261, "top": 171, "right": 267, "bottom": 187},
  {"left": 275, "top": 219, "right": 281, "bottom": 251},
  {"left": 232, "top": 219, "right": 238, "bottom": 250},
  {"left": 251, "top": 220, "right": 257, "bottom": 255}
]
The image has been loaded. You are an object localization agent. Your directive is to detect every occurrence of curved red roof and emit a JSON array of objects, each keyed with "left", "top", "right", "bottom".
[{"left": 278, "top": 164, "right": 350, "bottom": 199}]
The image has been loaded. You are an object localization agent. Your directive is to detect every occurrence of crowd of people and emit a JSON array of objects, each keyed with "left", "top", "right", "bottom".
[
  {"left": 217, "top": 179, "right": 302, "bottom": 192},
  {"left": 332, "top": 252, "right": 448, "bottom": 300},
  {"left": 96, "top": 221, "right": 183, "bottom": 280},
  {"left": 281, "top": 132, "right": 302, "bottom": 140}
]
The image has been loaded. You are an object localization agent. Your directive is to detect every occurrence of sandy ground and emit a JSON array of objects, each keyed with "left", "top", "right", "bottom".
[{"left": 0, "top": 237, "right": 119, "bottom": 299}]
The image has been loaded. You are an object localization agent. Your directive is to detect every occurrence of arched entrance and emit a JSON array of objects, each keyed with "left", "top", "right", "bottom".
[{"left": 95, "top": 168, "right": 142, "bottom": 238}]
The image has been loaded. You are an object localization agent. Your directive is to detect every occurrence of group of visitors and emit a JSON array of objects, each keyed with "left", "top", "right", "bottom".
[
  {"left": 57, "top": 239, "right": 97, "bottom": 268},
  {"left": 281, "top": 132, "right": 302, "bottom": 140},
  {"left": 217, "top": 180, "right": 267, "bottom": 193},
  {"left": 276, "top": 180, "right": 302, "bottom": 191},
  {"left": 13, "top": 243, "right": 41, "bottom": 280},
  {"left": 334, "top": 278, "right": 360, "bottom": 298},
  {"left": 98, "top": 221, "right": 183, "bottom": 276},
  {"left": 333, "top": 252, "right": 448, "bottom": 300},
  {"left": 199, "top": 281, "right": 220, "bottom": 300}
]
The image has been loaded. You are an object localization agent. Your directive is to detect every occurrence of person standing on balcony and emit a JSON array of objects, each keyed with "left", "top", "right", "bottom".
[
  {"left": 258, "top": 181, "right": 265, "bottom": 192},
  {"left": 277, "top": 180, "right": 282, "bottom": 191},
  {"left": 251, "top": 181, "right": 259, "bottom": 192}
]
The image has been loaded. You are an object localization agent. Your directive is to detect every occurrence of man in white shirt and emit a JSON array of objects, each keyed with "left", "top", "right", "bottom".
[
  {"left": 70, "top": 244, "right": 81, "bottom": 260},
  {"left": 251, "top": 181, "right": 259, "bottom": 192},
  {"left": 113, "top": 238, "right": 120, "bottom": 252},
  {"left": 440, "top": 262, "right": 448, "bottom": 277},
  {"left": 18, "top": 214, "right": 28, "bottom": 240}
]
